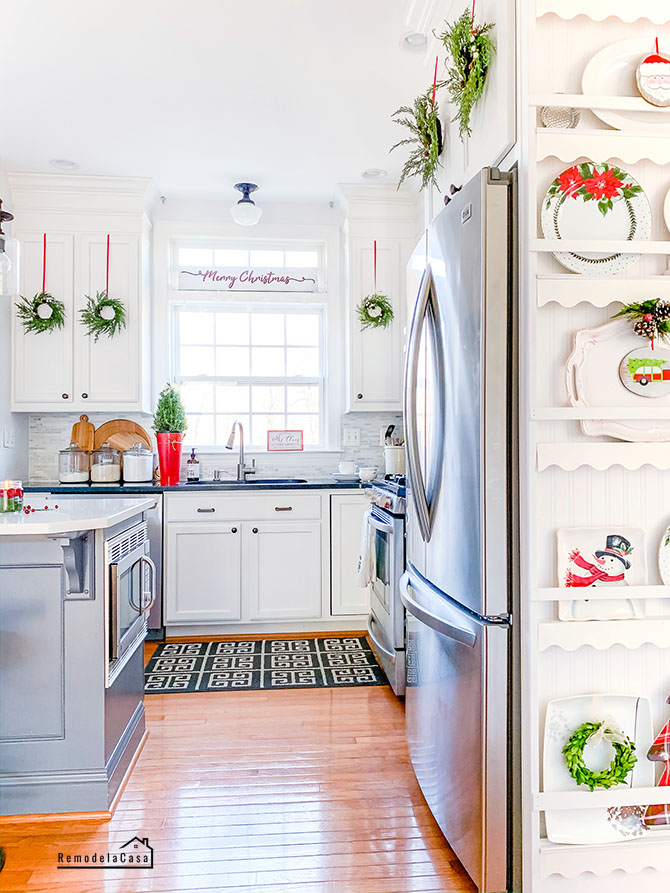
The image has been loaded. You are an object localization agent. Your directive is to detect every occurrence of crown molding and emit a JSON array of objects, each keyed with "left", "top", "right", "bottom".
[{"left": 7, "top": 172, "right": 159, "bottom": 216}]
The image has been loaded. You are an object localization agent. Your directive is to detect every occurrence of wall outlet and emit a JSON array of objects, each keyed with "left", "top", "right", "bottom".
[
  {"left": 3, "top": 426, "right": 15, "bottom": 449},
  {"left": 342, "top": 427, "right": 360, "bottom": 447}
]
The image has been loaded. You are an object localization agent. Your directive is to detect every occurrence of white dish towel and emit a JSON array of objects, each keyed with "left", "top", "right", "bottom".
[{"left": 357, "top": 508, "right": 376, "bottom": 587}]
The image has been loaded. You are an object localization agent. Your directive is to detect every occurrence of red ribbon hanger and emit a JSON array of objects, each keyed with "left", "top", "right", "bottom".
[
  {"left": 105, "top": 234, "right": 110, "bottom": 294},
  {"left": 373, "top": 240, "right": 377, "bottom": 292},
  {"left": 42, "top": 233, "right": 47, "bottom": 293}
]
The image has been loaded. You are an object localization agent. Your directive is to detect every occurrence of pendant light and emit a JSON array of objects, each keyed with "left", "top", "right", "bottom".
[{"left": 230, "top": 182, "right": 262, "bottom": 226}]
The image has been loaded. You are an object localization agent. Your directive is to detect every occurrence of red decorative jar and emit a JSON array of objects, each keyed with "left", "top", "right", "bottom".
[{"left": 156, "top": 433, "right": 183, "bottom": 486}]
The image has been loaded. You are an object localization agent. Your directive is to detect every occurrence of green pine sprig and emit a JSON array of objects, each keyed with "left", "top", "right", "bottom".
[
  {"left": 15, "top": 292, "right": 66, "bottom": 334},
  {"left": 613, "top": 299, "right": 670, "bottom": 343},
  {"left": 356, "top": 293, "right": 394, "bottom": 330},
  {"left": 80, "top": 291, "right": 126, "bottom": 342},
  {"left": 437, "top": 9, "right": 495, "bottom": 139},
  {"left": 153, "top": 383, "right": 187, "bottom": 434},
  {"left": 562, "top": 722, "right": 637, "bottom": 792},
  {"left": 390, "top": 91, "right": 444, "bottom": 191}
]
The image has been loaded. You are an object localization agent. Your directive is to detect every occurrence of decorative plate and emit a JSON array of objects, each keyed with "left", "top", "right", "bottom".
[
  {"left": 544, "top": 695, "right": 653, "bottom": 845},
  {"left": 659, "top": 524, "right": 670, "bottom": 585},
  {"left": 566, "top": 318, "right": 670, "bottom": 441},
  {"left": 582, "top": 37, "right": 670, "bottom": 132},
  {"left": 663, "top": 187, "right": 670, "bottom": 236},
  {"left": 557, "top": 526, "right": 646, "bottom": 622},
  {"left": 619, "top": 345, "right": 670, "bottom": 398},
  {"left": 332, "top": 473, "right": 359, "bottom": 481},
  {"left": 541, "top": 162, "right": 651, "bottom": 274}
]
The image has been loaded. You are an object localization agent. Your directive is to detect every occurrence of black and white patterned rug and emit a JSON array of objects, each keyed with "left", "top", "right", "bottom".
[{"left": 145, "top": 636, "right": 386, "bottom": 693}]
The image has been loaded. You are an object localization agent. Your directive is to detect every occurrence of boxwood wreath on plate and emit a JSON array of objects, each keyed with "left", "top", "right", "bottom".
[
  {"left": 80, "top": 291, "right": 126, "bottom": 342},
  {"left": 562, "top": 721, "right": 637, "bottom": 792},
  {"left": 390, "top": 90, "right": 444, "bottom": 191},
  {"left": 15, "top": 292, "right": 66, "bottom": 334},
  {"left": 437, "top": 6, "right": 495, "bottom": 139}
]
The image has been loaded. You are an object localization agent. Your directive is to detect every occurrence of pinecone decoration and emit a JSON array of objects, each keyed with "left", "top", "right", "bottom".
[
  {"left": 634, "top": 315, "right": 658, "bottom": 340},
  {"left": 655, "top": 300, "right": 670, "bottom": 322}
]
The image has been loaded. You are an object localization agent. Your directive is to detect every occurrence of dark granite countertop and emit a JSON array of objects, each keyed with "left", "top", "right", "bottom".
[{"left": 24, "top": 479, "right": 368, "bottom": 494}]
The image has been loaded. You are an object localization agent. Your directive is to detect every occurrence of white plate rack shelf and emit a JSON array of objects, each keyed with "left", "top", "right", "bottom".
[
  {"left": 538, "top": 834, "right": 670, "bottom": 882},
  {"left": 536, "top": 129, "right": 670, "bottom": 166},
  {"left": 537, "top": 276, "right": 670, "bottom": 309},
  {"left": 536, "top": 0, "right": 670, "bottom": 24},
  {"left": 537, "top": 442, "right": 670, "bottom": 470}
]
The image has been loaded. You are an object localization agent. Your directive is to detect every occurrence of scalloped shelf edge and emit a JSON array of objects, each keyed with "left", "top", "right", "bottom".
[
  {"left": 540, "top": 842, "right": 670, "bottom": 881},
  {"left": 535, "top": 786, "right": 670, "bottom": 810},
  {"left": 538, "top": 619, "right": 670, "bottom": 652},
  {"left": 537, "top": 443, "right": 670, "bottom": 471},
  {"left": 536, "top": 3, "right": 670, "bottom": 26},
  {"left": 536, "top": 130, "right": 670, "bottom": 165},
  {"left": 537, "top": 277, "right": 670, "bottom": 308}
]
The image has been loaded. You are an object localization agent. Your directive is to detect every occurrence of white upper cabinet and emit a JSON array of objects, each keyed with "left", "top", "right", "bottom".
[
  {"left": 8, "top": 174, "right": 154, "bottom": 413},
  {"left": 340, "top": 185, "right": 418, "bottom": 413}
]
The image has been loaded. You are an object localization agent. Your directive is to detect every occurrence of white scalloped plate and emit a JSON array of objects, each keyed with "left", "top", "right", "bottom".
[
  {"left": 582, "top": 38, "right": 670, "bottom": 132},
  {"left": 566, "top": 319, "right": 670, "bottom": 441},
  {"left": 544, "top": 694, "right": 654, "bottom": 845}
]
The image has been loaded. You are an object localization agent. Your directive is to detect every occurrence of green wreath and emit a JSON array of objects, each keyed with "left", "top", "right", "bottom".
[
  {"left": 15, "top": 292, "right": 66, "bottom": 334},
  {"left": 562, "top": 721, "right": 637, "bottom": 791},
  {"left": 80, "top": 291, "right": 126, "bottom": 342},
  {"left": 356, "top": 293, "right": 394, "bottom": 330}
]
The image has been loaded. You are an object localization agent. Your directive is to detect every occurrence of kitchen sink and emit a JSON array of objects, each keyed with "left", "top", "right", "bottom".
[{"left": 186, "top": 478, "right": 308, "bottom": 485}]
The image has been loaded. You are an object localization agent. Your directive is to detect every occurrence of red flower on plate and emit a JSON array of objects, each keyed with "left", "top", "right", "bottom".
[
  {"left": 556, "top": 166, "right": 583, "bottom": 197},
  {"left": 582, "top": 169, "right": 624, "bottom": 201}
]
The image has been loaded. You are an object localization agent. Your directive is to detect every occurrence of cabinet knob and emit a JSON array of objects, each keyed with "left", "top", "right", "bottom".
[
  {"left": 357, "top": 393, "right": 363, "bottom": 400},
  {"left": 82, "top": 393, "right": 88, "bottom": 399},
  {"left": 252, "top": 527, "right": 259, "bottom": 534},
  {"left": 231, "top": 527, "right": 237, "bottom": 533},
  {"left": 62, "top": 393, "right": 69, "bottom": 400}
]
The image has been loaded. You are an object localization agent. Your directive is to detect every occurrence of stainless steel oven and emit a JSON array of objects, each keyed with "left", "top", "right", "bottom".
[
  {"left": 105, "top": 521, "right": 155, "bottom": 687},
  {"left": 366, "top": 478, "right": 406, "bottom": 696}
]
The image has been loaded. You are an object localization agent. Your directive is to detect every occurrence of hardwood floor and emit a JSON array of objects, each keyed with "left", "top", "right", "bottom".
[{"left": 0, "top": 642, "right": 475, "bottom": 893}]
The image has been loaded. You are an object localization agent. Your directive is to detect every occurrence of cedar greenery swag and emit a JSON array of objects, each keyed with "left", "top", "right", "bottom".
[
  {"left": 80, "top": 291, "right": 127, "bottom": 342},
  {"left": 390, "top": 91, "right": 444, "bottom": 191},
  {"left": 16, "top": 293, "right": 66, "bottom": 334},
  {"left": 437, "top": 7, "right": 495, "bottom": 139}
]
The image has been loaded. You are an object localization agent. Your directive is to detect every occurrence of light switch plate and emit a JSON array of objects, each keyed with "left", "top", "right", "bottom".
[
  {"left": 3, "top": 426, "right": 15, "bottom": 449},
  {"left": 342, "top": 427, "right": 360, "bottom": 447}
]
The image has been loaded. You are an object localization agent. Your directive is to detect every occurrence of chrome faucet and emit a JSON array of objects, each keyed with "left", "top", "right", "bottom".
[{"left": 225, "top": 420, "right": 256, "bottom": 481}]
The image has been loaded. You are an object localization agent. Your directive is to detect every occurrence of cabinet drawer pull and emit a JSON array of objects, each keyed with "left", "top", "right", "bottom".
[
  {"left": 274, "top": 506, "right": 293, "bottom": 512},
  {"left": 252, "top": 527, "right": 259, "bottom": 534},
  {"left": 197, "top": 507, "right": 216, "bottom": 513}
]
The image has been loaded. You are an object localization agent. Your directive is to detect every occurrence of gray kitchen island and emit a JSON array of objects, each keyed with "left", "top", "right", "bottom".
[{"left": 0, "top": 497, "right": 156, "bottom": 817}]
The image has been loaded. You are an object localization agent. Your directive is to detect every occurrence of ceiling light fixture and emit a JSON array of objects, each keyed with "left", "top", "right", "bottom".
[
  {"left": 230, "top": 182, "right": 262, "bottom": 226},
  {"left": 362, "top": 168, "right": 388, "bottom": 180},
  {"left": 401, "top": 32, "right": 428, "bottom": 51},
  {"left": 49, "top": 158, "right": 79, "bottom": 170}
]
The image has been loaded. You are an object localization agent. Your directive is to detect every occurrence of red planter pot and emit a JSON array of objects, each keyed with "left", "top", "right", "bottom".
[{"left": 156, "top": 432, "right": 184, "bottom": 486}]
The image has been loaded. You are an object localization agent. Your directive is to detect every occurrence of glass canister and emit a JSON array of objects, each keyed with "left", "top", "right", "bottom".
[
  {"left": 122, "top": 442, "right": 154, "bottom": 482},
  {"left": 0, "top": 480, "right": 23, "bottom": 513},
  {"left": 58, "top": 443, "right": 90, "bottom": 483},
  {"left": 90, "top": 442, "right": 121, "bottom": 483}
]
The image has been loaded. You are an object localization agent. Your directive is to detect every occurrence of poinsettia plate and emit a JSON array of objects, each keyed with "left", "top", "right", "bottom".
[
  {"left": 541, "top": 162, "right": 651, "bottom": 274},
  {"left": 544, "top": 694, "right": 654, "bottom": 845}
]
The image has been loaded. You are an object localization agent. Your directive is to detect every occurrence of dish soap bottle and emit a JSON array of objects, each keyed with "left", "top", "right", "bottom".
[{"left": 186, "top": 448, "right": 200, "bottom": 482}]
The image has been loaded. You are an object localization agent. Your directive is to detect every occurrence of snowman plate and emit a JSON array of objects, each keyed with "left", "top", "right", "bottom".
[
  {"left": 582, "top": 38, "right": 670, "bottom": 132},
  {"left": 543, "top": 694, "right": 653, "bottom": 845},
  {"left": 566, "top": 318, "right": 670, "bottom": 441},
  {"left": 541, "top": 162, "right": 651, "bottom": 274}
]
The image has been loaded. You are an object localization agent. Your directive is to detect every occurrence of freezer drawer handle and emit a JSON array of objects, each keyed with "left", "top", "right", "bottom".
[
  {"left": 366, "top": 614, "right": 396, "bottom": 663},
  {"left": 400, "top": 573, "right": 476, "bottom": 648}
]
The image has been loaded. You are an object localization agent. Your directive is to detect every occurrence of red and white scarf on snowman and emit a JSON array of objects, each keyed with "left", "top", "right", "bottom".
[{"left": 564, "top": 549, "right": 625, "bottom": 587}]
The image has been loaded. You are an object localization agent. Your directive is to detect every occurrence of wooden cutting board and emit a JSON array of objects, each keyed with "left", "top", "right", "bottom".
[
  {"left": 93, "top": 419, "right": 153, "bottom": 453},
  {"left": 70, "top": 414, "right": 95, "bottom": 452}
]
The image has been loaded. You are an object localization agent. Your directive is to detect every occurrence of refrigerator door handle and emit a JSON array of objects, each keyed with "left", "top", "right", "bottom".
[
  {"left": 406, "top": 562, "right": 512, "bottom": 627},
  {"left": 400, "top": 572, "right": 477, "bottom": 648},
  {"left": 404, "top": 267, "right": 433, "bottom": 543}
]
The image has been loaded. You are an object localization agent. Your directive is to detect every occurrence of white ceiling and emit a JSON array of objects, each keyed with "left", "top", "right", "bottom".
[{"left": 0, "top": 0, "right": 432, "bottom": 202}]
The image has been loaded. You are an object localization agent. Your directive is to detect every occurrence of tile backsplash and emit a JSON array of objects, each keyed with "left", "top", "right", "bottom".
[{"left": 28, "top": 411, "right": 403, "bottom": 481}]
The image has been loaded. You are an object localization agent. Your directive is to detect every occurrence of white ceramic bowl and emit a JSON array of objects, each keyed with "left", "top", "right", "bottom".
[
  {"left": 338, "top": 461, "right": 356, "bottom": 474},
  {"left": 358, "top": 466, "right": 377, "bottom": 482}
]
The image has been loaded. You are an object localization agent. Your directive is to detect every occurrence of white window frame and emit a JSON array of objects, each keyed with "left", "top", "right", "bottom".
[
  {"left": 153, "top": 221, "right": 343, "bottom": 453},
  {"left": 172, "top": 301, "right": 326, "bottom": 449}
]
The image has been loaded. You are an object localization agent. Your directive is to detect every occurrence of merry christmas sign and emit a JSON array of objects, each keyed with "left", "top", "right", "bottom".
[{"left": 178, "top": 266, "right": 318, "bottom": 293}]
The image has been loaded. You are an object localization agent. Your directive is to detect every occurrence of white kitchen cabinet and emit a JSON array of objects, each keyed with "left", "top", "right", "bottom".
[
  {"left": 11, "top": 232, "right": 75, "bottom": 407},
  {"left": 245, "top": 521, "right": 321, "bottom": 621},
  {"left": 330, "top": 492, "right": 370, "bottom": 615},
  {"left": 165, "top": 522, "right": 242, "bottom": 623},
  {"left": 8, "top": 173, "right": 153, "bottom": 413}
]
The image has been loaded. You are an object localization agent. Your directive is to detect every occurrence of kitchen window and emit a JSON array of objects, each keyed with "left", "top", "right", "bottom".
[{"left": 173, "top": 304, "right": 324, "bottom": 449}]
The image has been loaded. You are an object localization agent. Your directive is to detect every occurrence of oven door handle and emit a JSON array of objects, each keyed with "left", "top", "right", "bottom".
[
  {"left": 139, "top": 554, "right": 156, "bottom": 614},
  {"left": 366, "top": 614, "right": 396, "bottom": 663},
  {"left": 368, "top": 514, "right": 394, "bottom": 535}
]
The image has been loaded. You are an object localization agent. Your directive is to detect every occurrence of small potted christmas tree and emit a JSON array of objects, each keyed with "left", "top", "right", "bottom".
[{"left": 153, "top": 384, "right": 187, "bottom": 486}]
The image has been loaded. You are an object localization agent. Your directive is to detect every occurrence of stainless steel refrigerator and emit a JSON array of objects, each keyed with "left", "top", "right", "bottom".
[{"left": 401, "top": 168, "right": 519, "bottom": 893}]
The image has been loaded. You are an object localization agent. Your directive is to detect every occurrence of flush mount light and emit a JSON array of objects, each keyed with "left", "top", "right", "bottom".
[
  {"left": 362, "top": 168, "right": 388, "bottom": 180},
  {"left": 230, "top": 182, "right": 263, "bottom": 226},
  {"left": 49, "top": 158, "right": 79, "bottom": 170},
  {"left": 400, "top": 32, "right": 428, "bottom": 51}
]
